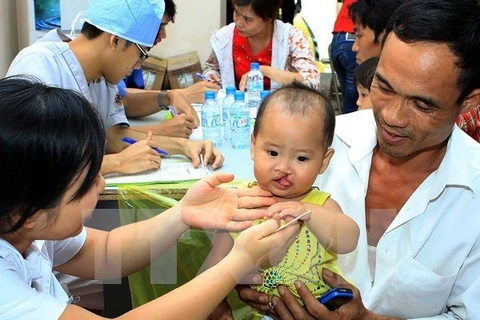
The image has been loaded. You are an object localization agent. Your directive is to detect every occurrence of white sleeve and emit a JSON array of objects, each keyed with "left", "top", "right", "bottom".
[
  {"left": 53, "top": 227, "right": 87, "bottom": 267},
  {"left": 6, "top": 50, "right": 63, "bottom": 87},
  {"left": 0, "top": 261, "right": 67, "bottom": 320}
]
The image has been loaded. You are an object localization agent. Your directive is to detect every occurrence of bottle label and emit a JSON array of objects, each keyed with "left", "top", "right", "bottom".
[
  {"left": 202, "top": 113, "right": 221, "bottom": 127},
  {"left": 231, "top": 115, "right": 249, "bottom": 128},
  {"left": 248, "top": 80, "right": 263, "bottom": 92}
]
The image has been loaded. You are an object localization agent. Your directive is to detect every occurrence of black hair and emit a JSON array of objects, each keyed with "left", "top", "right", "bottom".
[
  {"left": 0, "top": 76, "right": 105, "bottom": 234},
  {"left": 254, "top": 81, "right": 336, "bottom": 149},
  {"left": 385, "top": 0, "right": 480, "bottom": 105},
  {"left": 81, "top": 21, "right": 133, "bottom": 49},
  {"left": 164, "top": 0, "right": 177, "bottom": 23},
  {"left": 80, "top": 21, "right": 103, "bottom": 39},
  {"left": 232, "top": 0, "right": 281, "bottom": 21},
  {"left": 349, "top": 0, "right": 405, "bottom": 44},
  {"left": 354, "top": 56, "right": 379, "bottom": 90}
]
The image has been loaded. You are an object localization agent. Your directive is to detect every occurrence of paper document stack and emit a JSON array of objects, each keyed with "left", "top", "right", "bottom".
[{"left": 105, "top": 155, "right": 209, "bottom": 186}]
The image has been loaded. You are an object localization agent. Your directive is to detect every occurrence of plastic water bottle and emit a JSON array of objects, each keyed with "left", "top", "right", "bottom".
[
  {"left": 230, "top": 91, "right": 250, "bottom": 149},
  {"left": 246, "top": 62, "right": 264, "bottom": 111},
  {"left": 201, "top": 91, "right": 222, "bottom": 147},
  {"left": 260, "top": 90, "right": 271, "bottom": 100},
  {"left": 222, "top": 86, "right": 236, "bottom": 142}
]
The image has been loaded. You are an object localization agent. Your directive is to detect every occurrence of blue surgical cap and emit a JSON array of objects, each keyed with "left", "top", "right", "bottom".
[{"left": 85, "top": 0, "right": 165, "bottom": 47}]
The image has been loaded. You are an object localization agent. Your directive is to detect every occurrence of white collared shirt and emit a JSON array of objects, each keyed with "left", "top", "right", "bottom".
[
  {"left": 0, "top": 228, "right": 86, "bottom": 319},
  {"left": 6, "top": 29, "right": 128, "bottom": 131},
  {"left": 314, "top": 110, "right": 480, "bottom": 319}
]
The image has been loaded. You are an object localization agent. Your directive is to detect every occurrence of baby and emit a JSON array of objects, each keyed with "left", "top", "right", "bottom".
[{"left": 207, "top": 81, "right": 359, "bottom": 320}]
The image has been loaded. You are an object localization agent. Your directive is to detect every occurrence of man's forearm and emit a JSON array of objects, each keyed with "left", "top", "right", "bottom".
[{"left": 123, "top": 88, "right": 161, "bottom": 117}]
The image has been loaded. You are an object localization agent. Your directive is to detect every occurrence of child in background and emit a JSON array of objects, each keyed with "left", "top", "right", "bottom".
[
  {"left": 207, "top": 82, "right": 360, "bottom": 320},
  {"left": 354, "top": 56, "right": 379, "bottom": 110}
]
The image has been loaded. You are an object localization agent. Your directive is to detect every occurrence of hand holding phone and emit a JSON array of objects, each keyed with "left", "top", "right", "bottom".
[{"left": 317, "top": 287, "right": 353, "bottom": 311}]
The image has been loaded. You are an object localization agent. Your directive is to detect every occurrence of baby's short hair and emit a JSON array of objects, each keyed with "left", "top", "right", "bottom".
[
  {"left": 254, "top": 81, "right": 336, "bottom": 148},
  {"left": 354, "top": 56, "right": 379, "bottom": 90}
]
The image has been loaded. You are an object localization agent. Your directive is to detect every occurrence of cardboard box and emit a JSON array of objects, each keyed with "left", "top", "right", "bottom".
[
  {"left": 164, "top": 51, "right": 202, "bottom": 89},
  {"left": 141, "top": 56, "right": 168, "bottom": 90}
]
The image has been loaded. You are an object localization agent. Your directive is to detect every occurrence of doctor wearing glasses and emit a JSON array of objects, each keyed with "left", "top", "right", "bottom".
[{"left": 7, "top": 0, "right": 225, "bottom": 177}]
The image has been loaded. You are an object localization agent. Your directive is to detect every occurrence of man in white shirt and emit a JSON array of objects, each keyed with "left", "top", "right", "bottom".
[{"left": 237, "top": 0, "right": 480, "bottom": 318}]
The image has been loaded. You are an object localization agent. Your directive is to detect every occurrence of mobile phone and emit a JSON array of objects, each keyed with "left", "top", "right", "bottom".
[{"left": 317, "top": 287, "right": 353, "bottom": 311}]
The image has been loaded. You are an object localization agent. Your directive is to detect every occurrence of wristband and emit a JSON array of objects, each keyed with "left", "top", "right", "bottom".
[{"left": 157, "top": 92, "right": 169, "bottom": 110}]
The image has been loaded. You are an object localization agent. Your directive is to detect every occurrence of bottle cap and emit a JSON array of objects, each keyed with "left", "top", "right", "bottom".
[
  {"left": 205, "top": 91, "right": 216, "bottom": 100},
  {"left": 226, "top": 86, "right": 236, "bottom": 95},
  {"left": 260, "top": 90, "right": 271, "bottom": 99},
  {"left": 234, "top": 91, "right": 245, "bottom": 101},
  {"left": 250, "top": 62, "right": 260, "bottom": 70}
]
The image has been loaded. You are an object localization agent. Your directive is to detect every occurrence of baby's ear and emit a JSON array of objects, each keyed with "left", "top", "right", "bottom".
[
  {"left": 250, "top": 134, "right": 256, "bottom": 160},
  {"left": 318, "top": 148, "right": 335, "bottom": 175}
]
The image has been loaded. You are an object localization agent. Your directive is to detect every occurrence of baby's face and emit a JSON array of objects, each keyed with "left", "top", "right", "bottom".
[
  {"left": 250, "top": 106, "right": 331, "bottom": 200},
  {"left": 356, "top": 85, "right": 373, "bottom": 110}
]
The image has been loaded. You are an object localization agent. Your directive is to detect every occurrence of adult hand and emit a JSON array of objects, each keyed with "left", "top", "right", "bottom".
[
  {"left": 208, "top": 73, "right": 222, "bottom": 86},
  {"left": 180, "top": 172, "right": 277, "bottom": 232},
  {"left": 232, "top": 218, "right": 301, "bottom": 270},
  {"left": 167, "top": 90, "right": 200, "bottom": 127},
  {"left": 266, "top": 201, "right": 312, "bottom": 221},
  {"left": 206, "top": 299, "right": 234, "bottom": 320},
  {"left": 102, "top": 131, "right": 161, "bottom": 175},
  {"left": 151, "top": 114, "right": 196, "bottom": 138},
  {"left": 272, "top": 269, "right": 372, "bottom": 320},
  {"left": 239, "top": 73, "right": 249, "bottom": 92},
  {"left": 236, "top": 284, "right": 271, "bottom": 314},
  {"left": 179, "top": 81, "right": 221, "bottom": 103},
  {"left": 182, "top": 139, "right": 224, "bottom": 169}
]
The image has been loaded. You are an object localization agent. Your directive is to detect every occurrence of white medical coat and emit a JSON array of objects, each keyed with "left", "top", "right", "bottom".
[{"left": 6, "top": 30, "right": 128, "bottom": 130}]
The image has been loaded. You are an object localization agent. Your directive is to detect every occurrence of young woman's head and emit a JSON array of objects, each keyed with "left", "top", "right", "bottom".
[
  {"left": 251, "top": 82, "right": 335, "bottom": 199},
  {"left": 0, "top": 76, "right": 105, "bottom": 235},
  {"left": 231, "top": 0, "right": 280, "bottom": 38},
  {"left": 232, "top": 0, "right": 281, "bottom": 21}
]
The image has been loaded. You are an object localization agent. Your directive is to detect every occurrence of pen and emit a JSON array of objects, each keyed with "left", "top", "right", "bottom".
[
  {"left": 121, "top": 136, "right": 169, "bottom": 156},
  {"left": 168, "top": 105, "right": 178, "bottom": 117},
  {"left": 195, "top": 72, "right": 221, "bottom": 85},
  {"left": 200, "top": 154, "right": 205, "bottom": 169},
  {"left": 195, "top": 72, "right": 208, "bottom": 81}
]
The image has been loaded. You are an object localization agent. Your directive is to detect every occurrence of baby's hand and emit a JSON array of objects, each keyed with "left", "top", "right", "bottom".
[{"left": 265, "top": 201, "right": 311, "bottom": 221}]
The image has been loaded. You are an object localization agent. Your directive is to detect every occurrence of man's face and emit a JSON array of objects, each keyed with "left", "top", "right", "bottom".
[
  {"left": 353, "top": 24, "right": 382, "bottom": 64},
  {"left": 370, "top": 33, "right": 462, "bottom": 159},
  {"left": 154, "top": 14, "right": 171, "bottom": 46}
]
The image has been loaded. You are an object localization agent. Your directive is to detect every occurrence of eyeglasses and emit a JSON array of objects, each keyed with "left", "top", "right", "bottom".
[{"left": 134, "top": 43, "right": 149, "bottom": 64}]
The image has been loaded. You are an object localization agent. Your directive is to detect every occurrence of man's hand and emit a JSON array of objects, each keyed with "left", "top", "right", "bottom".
[
  {"left": 271, "top": 269, "right": 377, "bottom": 320},
  {"left": 151, "top": 114, "right": 196, "bottom": 138},
  {"left": 178, "top": 81, "right": 221, "bottom": 104},
  {"left": 166, "top": 90, "right": 200, "bottom": 127},
  {"left": 101, "top": 131, "right": 161, "bottom": 175},
  {"left": 181, "top": 139, "right": 224, "bottom": 169}
]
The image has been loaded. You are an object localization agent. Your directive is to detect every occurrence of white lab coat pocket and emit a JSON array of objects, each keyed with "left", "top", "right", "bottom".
[{"left": 371, "top": 257, "right": 456, "bottom": 318}]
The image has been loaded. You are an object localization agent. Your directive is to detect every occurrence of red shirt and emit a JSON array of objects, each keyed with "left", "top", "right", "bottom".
[
  {"left": 456, "top": 105, "right": 480, "bottom": 143},
  {"left": 332, "top": 0, "right": 356, "bottom": 33},
  {"left": 232, "top": 28, "right": 272, "bottom": 89}
]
